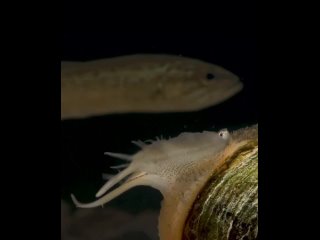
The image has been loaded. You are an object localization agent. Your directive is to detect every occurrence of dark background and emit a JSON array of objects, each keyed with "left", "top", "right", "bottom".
[
  {"left": 61, "top": 31, "right": 257, "bottom": 239},
  {"left": 61, "top": 32, "right": 257, "bottom": 200}
]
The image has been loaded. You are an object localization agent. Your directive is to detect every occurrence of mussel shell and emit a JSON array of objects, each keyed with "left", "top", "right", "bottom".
[{"left": 183, "top": 139, "right": 258, "bottom": 240}]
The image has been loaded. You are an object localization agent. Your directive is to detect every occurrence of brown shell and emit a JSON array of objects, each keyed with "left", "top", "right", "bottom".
[{"left": 183, "top": 126, "right": 258, "bottom": 240}]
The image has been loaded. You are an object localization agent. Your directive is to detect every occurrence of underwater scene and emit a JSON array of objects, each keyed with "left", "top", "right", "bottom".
[{"left": 61, "top": 32, "right": 258, "bottom": 240}]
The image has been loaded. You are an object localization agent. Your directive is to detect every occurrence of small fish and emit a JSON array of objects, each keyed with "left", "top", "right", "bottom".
[{"left": 61, "top": 54, "right": 243, "bottom": 119}]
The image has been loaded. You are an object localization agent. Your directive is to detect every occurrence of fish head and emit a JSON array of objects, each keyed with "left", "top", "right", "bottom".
[{"left": 175, "top": 60, "right": 243, "bottom": 109}]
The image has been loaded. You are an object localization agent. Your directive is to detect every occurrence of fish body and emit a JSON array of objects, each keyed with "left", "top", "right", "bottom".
[{"left": 61, "top": 54, "right": 243, "bottom": 119}]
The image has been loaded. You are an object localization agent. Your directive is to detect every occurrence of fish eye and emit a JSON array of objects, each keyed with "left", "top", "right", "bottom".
[
  {"left": 206, "top": 73, "right": 215, "bottom": 80},
  {"left": 218, "top": 129, "right": 230, "bottom": 140}
]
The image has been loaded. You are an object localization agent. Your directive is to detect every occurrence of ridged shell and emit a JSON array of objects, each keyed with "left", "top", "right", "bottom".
[{"left": 183, "top": 128, "right": 258, "bottom": 240}]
